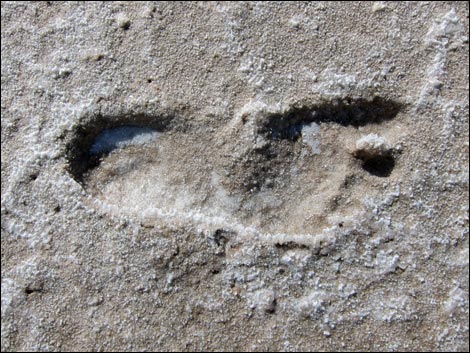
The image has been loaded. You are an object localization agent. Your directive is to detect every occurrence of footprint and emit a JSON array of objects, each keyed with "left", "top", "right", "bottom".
[{"left": 66, "top": 97, "right": 404, "bottom": 240}]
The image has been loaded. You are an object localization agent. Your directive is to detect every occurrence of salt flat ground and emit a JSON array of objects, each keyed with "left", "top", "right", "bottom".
[{"left": 1, "top": 2, "right": 469, "bottom": 351}]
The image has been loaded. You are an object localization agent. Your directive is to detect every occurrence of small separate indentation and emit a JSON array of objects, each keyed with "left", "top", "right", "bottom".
[
  {"left": 362, "top": 155, "right": 395, "bottom": 177},
  {"left": 24, "top": 281, "right": 43, "bottom": 295}
]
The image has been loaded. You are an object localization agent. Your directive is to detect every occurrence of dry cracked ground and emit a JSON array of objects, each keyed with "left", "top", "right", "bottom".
[{"left": 1, "top": 1, "right": 469, "bottom": 351}]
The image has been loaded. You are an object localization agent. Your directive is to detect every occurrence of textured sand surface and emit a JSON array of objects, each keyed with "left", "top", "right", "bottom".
[{"left": 1, "top": 2, "right": 469, "bottom": 351}]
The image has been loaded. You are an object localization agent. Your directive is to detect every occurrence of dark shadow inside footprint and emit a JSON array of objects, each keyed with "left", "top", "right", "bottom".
[
  {"left": 259, "top": 97, "right": 403, "bottom": 141},
  {"left": 65, "top": 113, "right": 175, "bottom": 183}
]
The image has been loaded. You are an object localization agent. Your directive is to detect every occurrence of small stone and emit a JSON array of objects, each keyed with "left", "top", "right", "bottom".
[
  {"left": 88, "top": 295, "right": 104, "bottom": 306},
  {"left": 372, "top": 2, "right": 387, "bottom": 13},
  {"left": 353, "top": 134, "right": 392, "bottom": 160},
  {"left": 116, "top": 14, "right": 131, "bottom": 30},
  {"left": 288, "top": 17, "right": 301, "bottom": 29},
  {"left": 249, "top": 289, "right": 277, "bottom": 314},
  {"left": 91, "top": 53, "right": 104, "bottom": 61}
]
